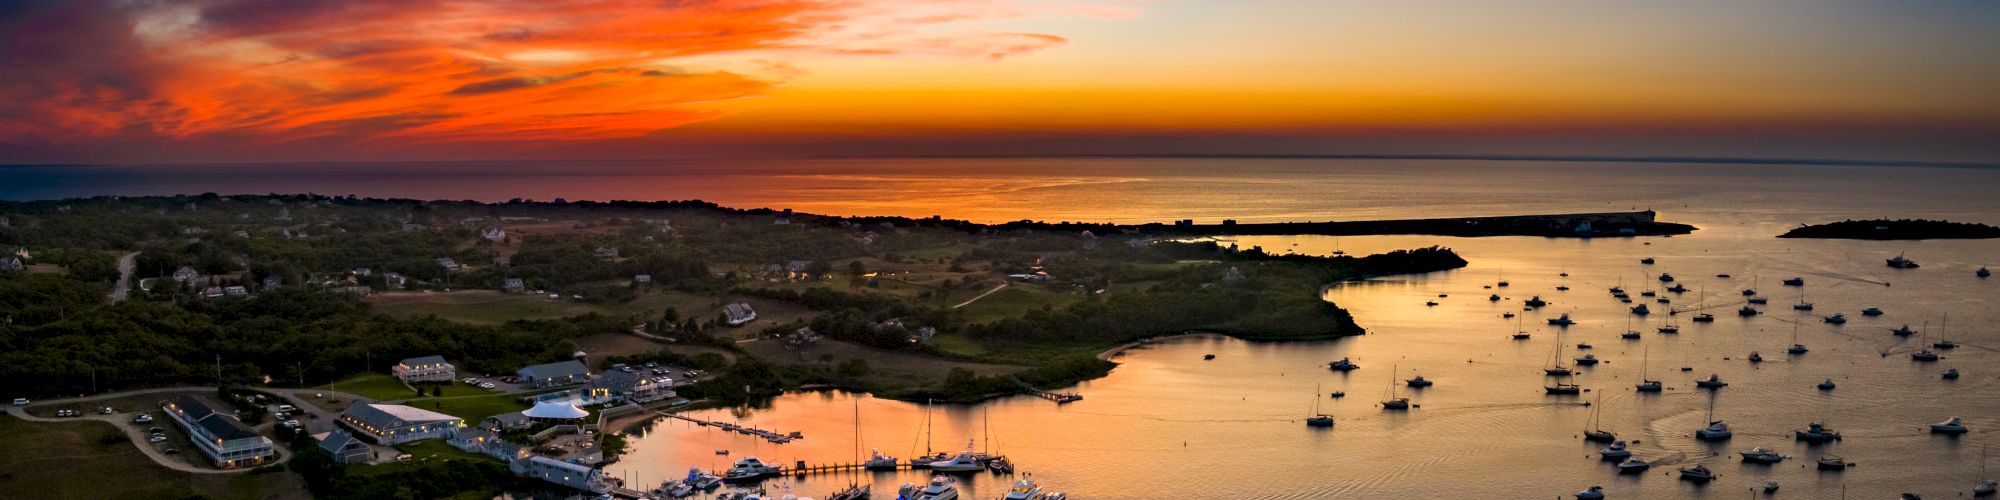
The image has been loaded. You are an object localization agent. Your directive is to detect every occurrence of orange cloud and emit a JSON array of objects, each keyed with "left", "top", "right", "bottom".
[{"left": 0, "top": 0, "right": 1116, "bottom": 150}]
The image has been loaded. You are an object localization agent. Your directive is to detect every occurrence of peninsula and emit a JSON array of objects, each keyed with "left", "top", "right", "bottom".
[{"left": 1778, "top": 218, "right": 2000, "bottom": 240}]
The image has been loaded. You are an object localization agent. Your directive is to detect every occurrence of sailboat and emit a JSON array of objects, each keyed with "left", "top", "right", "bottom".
[
  {"left": 1690, "top": 288, "right": 1715, "bottom": 323},
  {"left": 1330, "top": 237, "right": 1345, "bottom": 256},
  {"left": 1913, "top": 315, "right": 1942, "bottom": 362},
  {"left": 1545, "top": 330, "right": 1573, "bottom": 376},
  {"left": 1787, "top": 321, "right": 1809, "bottom": 355},
  {"left": 1381, "top": 364, "right": 1411, "bottom": 410},
  {"left": 1973, "top": 445, "right": 1995, "bottom": 497},
  {"left": 1511, "top": 314, "right": 1531, "bottom": 340},
  {"left": 1658, "top": 307, "right": 1681, "bottom": 333},
  {"left": 1621, "top": 315, "right": 1642, "bottom": 340},
  {"left": 1793, "top": 286, "right": 1814, "bottom": 311},
  {"left": 1583, "top": 390, "right": 1614, "bottom": 442},
  {"left": 856, "top": 400, "right": 899, "bottom": 470},
  {"left": 1694, "top": 394, "right": 1732, "bottom": 441},
  {"left": 1305, "top": 383, "right": 1334, "bottom": 427},
  {"left": 1635, "top": 348, "right": 1662, "bottom": 392},
  {"left": 1933, "top": 312, "right": 1960, "bottom": 349}
]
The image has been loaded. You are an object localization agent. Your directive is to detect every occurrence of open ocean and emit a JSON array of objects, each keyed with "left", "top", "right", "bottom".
[{"left": 10, "top": 158, "right": 2000, "bottom": 498}]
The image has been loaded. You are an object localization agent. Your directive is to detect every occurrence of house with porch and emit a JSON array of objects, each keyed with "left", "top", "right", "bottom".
[
  {"left": 315, "top": 428, "right": 372, "bottom": 464},
  {"left": 160, "top": 394, "right": 275, "bottom": 469},
  {"left": 392, "top": 355, "right": 455, "bottom": 383}
]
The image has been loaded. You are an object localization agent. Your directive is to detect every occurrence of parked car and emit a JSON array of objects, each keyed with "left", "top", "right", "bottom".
[
  {"left": 281, "top": 420, "right": 301, "bottom": 428},
  {"left": 147, "top": 426, "right": 165, "bottom": 433},
  {"left": 479, "top": 382, "right": 496, "bottom": 389},
  {"left": 133, "top": 414, "right": 153, "bottom": 424},
  {"left": 162, "top": 448, "right": 179, "bottom": 455},
  {"left": 98, "top": 406, "right": 114, "bottom": 415},
  {"left": 395, "top": 454, "right": 412, "bottom": 462},
  {"left": 276, "top": 404, "right": 296, "bottom": 413},
  {"left": 11, "top": 398, "right": 27, "bottom": 406},
  {"left": 148, "top": 435, "right": 168, "bottom": 443}
]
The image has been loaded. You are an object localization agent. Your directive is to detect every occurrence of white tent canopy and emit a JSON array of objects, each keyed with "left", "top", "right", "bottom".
[{"left": 523, "top": 401, "right": 588, "bottom": 420}]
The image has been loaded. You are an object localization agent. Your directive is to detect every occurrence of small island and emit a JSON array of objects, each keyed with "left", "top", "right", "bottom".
[{"left": 1778, "top": 219, "right": 2000, "bottom": 240}]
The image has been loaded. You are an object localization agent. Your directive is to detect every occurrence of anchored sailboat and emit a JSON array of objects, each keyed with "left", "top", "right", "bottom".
[{"left": 1635, "top": 347, "right": 1662, "bottom": 392}]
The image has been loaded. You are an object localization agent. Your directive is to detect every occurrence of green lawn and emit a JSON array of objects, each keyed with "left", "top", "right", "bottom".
[
  {"left": 0, "top": 415, "right": 307, "bottom": 500},
  {"left": 321, "top": 372, "right": 488, "bottom": 401},
  {"left": 397, "top": 393, "right": 533, "bottom": 422},
  {"left": 396, "top": 439, "right": 497, "bottom": 464},
  {"left": 955, "top": 285, "right": 1084, "bottom": 324},
  {"left": 370, "top": 289, "right": 718, "bottom": 325}
]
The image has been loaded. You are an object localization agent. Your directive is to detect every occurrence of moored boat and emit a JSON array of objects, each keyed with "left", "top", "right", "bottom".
[
  {"left": 1327, "top": 357, "right": 1360, "bottom": 371},
  {"left": 1740, "top": 447, "right": 1786, "bottom": 464},
  {"left": 1795, "top": 422, "right": 1842, "bottom": 443},
  {"left": 1599, "top": 440, "right": 1631, "bottom": 460},
  {"left": 1931, "top": 416, "right": 1969, "bottom": 435},
  {"left": 1678, "top": 463, "right": 1716, "bottom": 482},
  {"left": 1574, "top": 485, "right": 1605, "bottom": 499},
  {"left": 723, "top": 457, "right": 782, "bottom": 483},
  {"left": 1615, "top": 457, "right": 1651, "bottom": 473}
]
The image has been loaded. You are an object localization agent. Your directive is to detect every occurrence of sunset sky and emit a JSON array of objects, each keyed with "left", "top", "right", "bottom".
[{"left": 4, "top": 0, "right": 1998, "bottom": 164}]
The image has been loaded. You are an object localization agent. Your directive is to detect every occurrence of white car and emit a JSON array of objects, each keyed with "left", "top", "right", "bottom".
[
  {"left": 134, "top": 414, "right": 153, "bottom": 424},
  {"left": 148, "top": 435, "right": 168, "bottom": 443},
  {"left": 11, "top": 398, "right": 27, "bottom": 406},
  {"left": 282, "top": 420, "right": 301, "bottom": 428},
  {"left": 479, "top": 382, "right": 496, "bottom": 389},
  {"left": 276, "top": 405, "right": 296, "bottom": 413}
]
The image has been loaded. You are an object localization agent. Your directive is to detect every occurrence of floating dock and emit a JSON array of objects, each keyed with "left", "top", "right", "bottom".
[{"left": 657, "top": 411, "right": 804, "bottom": 443}]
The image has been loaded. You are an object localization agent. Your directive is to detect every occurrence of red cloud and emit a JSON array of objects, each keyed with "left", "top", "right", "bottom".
[{"left": 0, "top": 0, "right": 1122, "bottom": 152}]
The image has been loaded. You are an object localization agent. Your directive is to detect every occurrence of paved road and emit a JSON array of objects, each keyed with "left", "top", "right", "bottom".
[
  {"left": 5, "top": 387, "right": 297, "bottom": 474},
  {"left": 109, "top": 251, "right": 138, "bottom": 303}
]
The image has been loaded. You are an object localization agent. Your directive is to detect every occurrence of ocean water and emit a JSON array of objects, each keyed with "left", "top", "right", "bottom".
[{"left": 9, "top": 158, "right": 1999, "bottom": 498}]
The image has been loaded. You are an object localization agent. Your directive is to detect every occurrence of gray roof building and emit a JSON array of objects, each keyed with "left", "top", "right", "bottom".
[{"left": 517, "top": 360, "right": 590, "bottom": 387}]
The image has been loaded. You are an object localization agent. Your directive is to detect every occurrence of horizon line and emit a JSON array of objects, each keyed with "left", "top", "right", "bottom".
[{"left": 3, "top": 153, "right": 1997, "bottom": 170}]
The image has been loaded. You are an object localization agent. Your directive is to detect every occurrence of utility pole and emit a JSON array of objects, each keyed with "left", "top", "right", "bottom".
[{"left": 215, "top": 353, "right": 223, "bottom": 381}]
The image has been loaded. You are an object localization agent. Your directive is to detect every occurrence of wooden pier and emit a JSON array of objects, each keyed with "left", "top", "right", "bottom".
[
  {"left": 1013, "top": 379, "right": 1083, "bottom": 403},
  {"left": 656, "top": 411, "right": 804, "bottom": 443}
]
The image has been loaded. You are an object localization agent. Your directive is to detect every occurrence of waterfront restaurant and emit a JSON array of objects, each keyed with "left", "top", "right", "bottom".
[
  {"left": 160, "top": 394, "right": 276, "bottom": 469},
  {"left": 337, "top": 403, "right": 464, "bottom": 445}
]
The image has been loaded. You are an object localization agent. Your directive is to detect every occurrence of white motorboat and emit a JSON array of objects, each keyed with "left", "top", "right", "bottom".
[
  {"left": 1696, "top": 420, "right": 1733, "bottom": 441},
  {"left": 928, "top": 449, "right": 986, "bottom": 472},
  {"left": 1932, "top": 416, "right": 1970, "bottom": 435},
  {"left": 724, "top": 457, "right": 782, "bottom": 482},
  {"left": 1327, "top": 357, "right": 1360, "bottom": 371},
  {"left": 1740, "top": 447, "right": 1786, "bottom": 464},
  {"left": 1695, "top": 374, "right": 1727, "bottom": 389},
  {"left": 1574, "top": 486, "right": 1605, "bottom": 499},
  {"left": 1405, "top": 374, "right": 1434, "bottom": 388},
  {"left": 864, "top": 449, "right": 901, "bottom": 471},
  {"left": 1002, "top": 474, "right": 1043, "bottom": 500},
  {"left": 1599, "top": 440, "right": 1631, "bottom": 460},
  {"left": 912, "top": 475, "right": 959, "bottom": 500},
  {"left": 1678, "top": 464, "right": 1716, "bottom": 482},
  {"left": 1616, "top": 457, "right": 1651, "bottom": 473},
  {"left": 1795, "top": 422, "right": 1841, "bottom": 443},
  {"left": 1888, "top": 253, "right": 1920, "bottom": 269}
]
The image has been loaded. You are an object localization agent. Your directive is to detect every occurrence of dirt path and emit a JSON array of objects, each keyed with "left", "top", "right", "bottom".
[{"left": 952, "top": 283, "right": 1009, "bottom": 309}]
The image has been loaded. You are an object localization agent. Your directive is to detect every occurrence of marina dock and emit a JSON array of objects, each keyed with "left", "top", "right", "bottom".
[
  {"left": 656, "top": 411, "right": 804, "bottom": 443},
  {"left": 1013, "top": 380, "right": 1084, "bottom": 403}
]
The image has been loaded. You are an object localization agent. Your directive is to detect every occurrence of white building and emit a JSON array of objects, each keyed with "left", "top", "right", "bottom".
[
  {"left": 160, "top": 395, "right": 275, "bottom": 469},
  {"left": 338, "top": 403, "right": 464, "bottom": 445},
  {"left": 511, "top": 455, "right": 614, "bottom": 494},
  {"left": 393, "top": 355, "right": 455, "bottom": 383}
]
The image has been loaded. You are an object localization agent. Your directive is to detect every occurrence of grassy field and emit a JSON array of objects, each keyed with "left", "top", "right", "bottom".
[
  {"left": 321, "top": 373, "right": 490, "bottom": 402},
  {"left": 0, "top": 415, "right": 307, "bottom": 500},
  {"left": 954, "top": 285, "right": 1084, "bottom": 324},
  {"left": 369, "top": 289, "right": 717, "bottom": 325}
]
